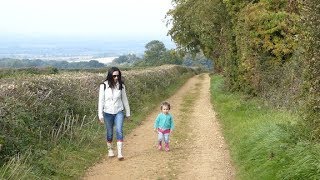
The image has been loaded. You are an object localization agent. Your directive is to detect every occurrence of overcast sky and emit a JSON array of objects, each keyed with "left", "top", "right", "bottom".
[{"left": 0, "top": 0, "right": 173, "bottom": 39}]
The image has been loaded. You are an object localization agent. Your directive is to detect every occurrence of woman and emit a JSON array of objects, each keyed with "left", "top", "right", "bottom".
[{"left": 98, "top": 67, "right": 130, "bottom": 160}]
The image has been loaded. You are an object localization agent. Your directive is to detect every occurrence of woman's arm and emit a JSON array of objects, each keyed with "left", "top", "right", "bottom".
[
  {"left": 98, "top": 83, "right": 105, "bottom": 121},
  {"left": 121, "top": 85, "right": 131, "bottom": 117}
]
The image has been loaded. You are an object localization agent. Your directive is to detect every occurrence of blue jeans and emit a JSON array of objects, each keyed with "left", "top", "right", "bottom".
[{"left": 103, "top": 111, "right": 124, "bottom": 142}]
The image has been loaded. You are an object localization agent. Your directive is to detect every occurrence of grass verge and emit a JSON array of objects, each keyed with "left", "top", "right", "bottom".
[{"left": 210, "top": 75, "right": 320, "bottom": 179}]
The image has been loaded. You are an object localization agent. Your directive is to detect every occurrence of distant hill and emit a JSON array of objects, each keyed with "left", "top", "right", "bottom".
[
  {"left": 0, "top": 35, "right": 176, "bottom": 61},
  {"left": 0, "top": 58, "right": 106, "bottom": 69}
]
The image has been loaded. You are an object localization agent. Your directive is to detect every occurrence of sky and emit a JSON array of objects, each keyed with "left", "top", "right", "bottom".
[{"left": 0, "top": 0, "right": 173, "bottom": 39}]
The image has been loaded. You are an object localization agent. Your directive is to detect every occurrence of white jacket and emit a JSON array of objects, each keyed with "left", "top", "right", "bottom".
[{"left": 98, "top": 81, "right": 130, "bottom": 119}]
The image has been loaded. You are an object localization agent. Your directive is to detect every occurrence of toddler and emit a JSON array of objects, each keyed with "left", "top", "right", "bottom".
[{"left": 154, "top": 101, "right": 174, "bottom": 151}]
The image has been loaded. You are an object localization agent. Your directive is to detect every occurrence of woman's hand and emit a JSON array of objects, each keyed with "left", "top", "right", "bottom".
[
  {"left": 125, "top": 116, "right": 132, "bottom": 121},
  {"left": 99, "top": 118, "right": 104, "bottom": 124}
]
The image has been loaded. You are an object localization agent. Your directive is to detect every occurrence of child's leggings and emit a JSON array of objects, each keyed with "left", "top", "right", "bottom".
[{"left": 157, "top": 128, "right": 171, "bottom": 143}]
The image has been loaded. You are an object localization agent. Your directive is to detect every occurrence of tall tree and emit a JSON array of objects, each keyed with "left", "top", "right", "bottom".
[
  {"left": 144, "top": 40, "right": 167, "bottom": 66},
  {"left": 301, "top": 0, "right": 320, "bottom": 139},
  {"left": 167, "top": 0, "right": 233, "bottom": 73}
]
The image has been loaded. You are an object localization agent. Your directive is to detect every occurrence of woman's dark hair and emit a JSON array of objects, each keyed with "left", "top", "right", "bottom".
[{"left": 104, "top": 67, "right": 123, "bottom": 90}]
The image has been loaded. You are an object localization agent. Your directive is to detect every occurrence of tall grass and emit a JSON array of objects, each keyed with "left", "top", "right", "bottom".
[
  {"left": 210, "top": 75, "right": 320, "bottom": 179},
  {"left": 0, "top": 65, "right": 200, "bottom": 179}
]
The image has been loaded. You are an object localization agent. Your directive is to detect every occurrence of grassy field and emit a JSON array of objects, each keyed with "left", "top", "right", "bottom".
[
  {"left": 0, "top": 65, "right": 201, "bottom": 179},
  {"left": 210, "top": 75, "right": 320, "bottom": 179}
]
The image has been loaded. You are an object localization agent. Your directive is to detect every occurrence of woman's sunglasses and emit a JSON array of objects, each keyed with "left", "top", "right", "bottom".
[{"left": 112, "top": 75, "right": 120, "bottom": 78}]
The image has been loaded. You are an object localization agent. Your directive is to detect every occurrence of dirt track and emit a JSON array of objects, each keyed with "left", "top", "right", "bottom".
[{"left": 83, "top": 73, "right": 235, "bottom": 179}]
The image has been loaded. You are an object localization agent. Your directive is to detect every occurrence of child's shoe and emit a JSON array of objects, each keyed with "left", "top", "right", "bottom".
[
  {"left": 165, "top": 143, "right": 170, "bottom": 152},
  {"left": 158, "top": 142, "right": 162, "bottom": 150}
]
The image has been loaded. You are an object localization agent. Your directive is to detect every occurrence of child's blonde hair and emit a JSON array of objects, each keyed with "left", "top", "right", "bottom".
[{"left": 160, "top": 101, "right": 171, "bottom": 110}]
